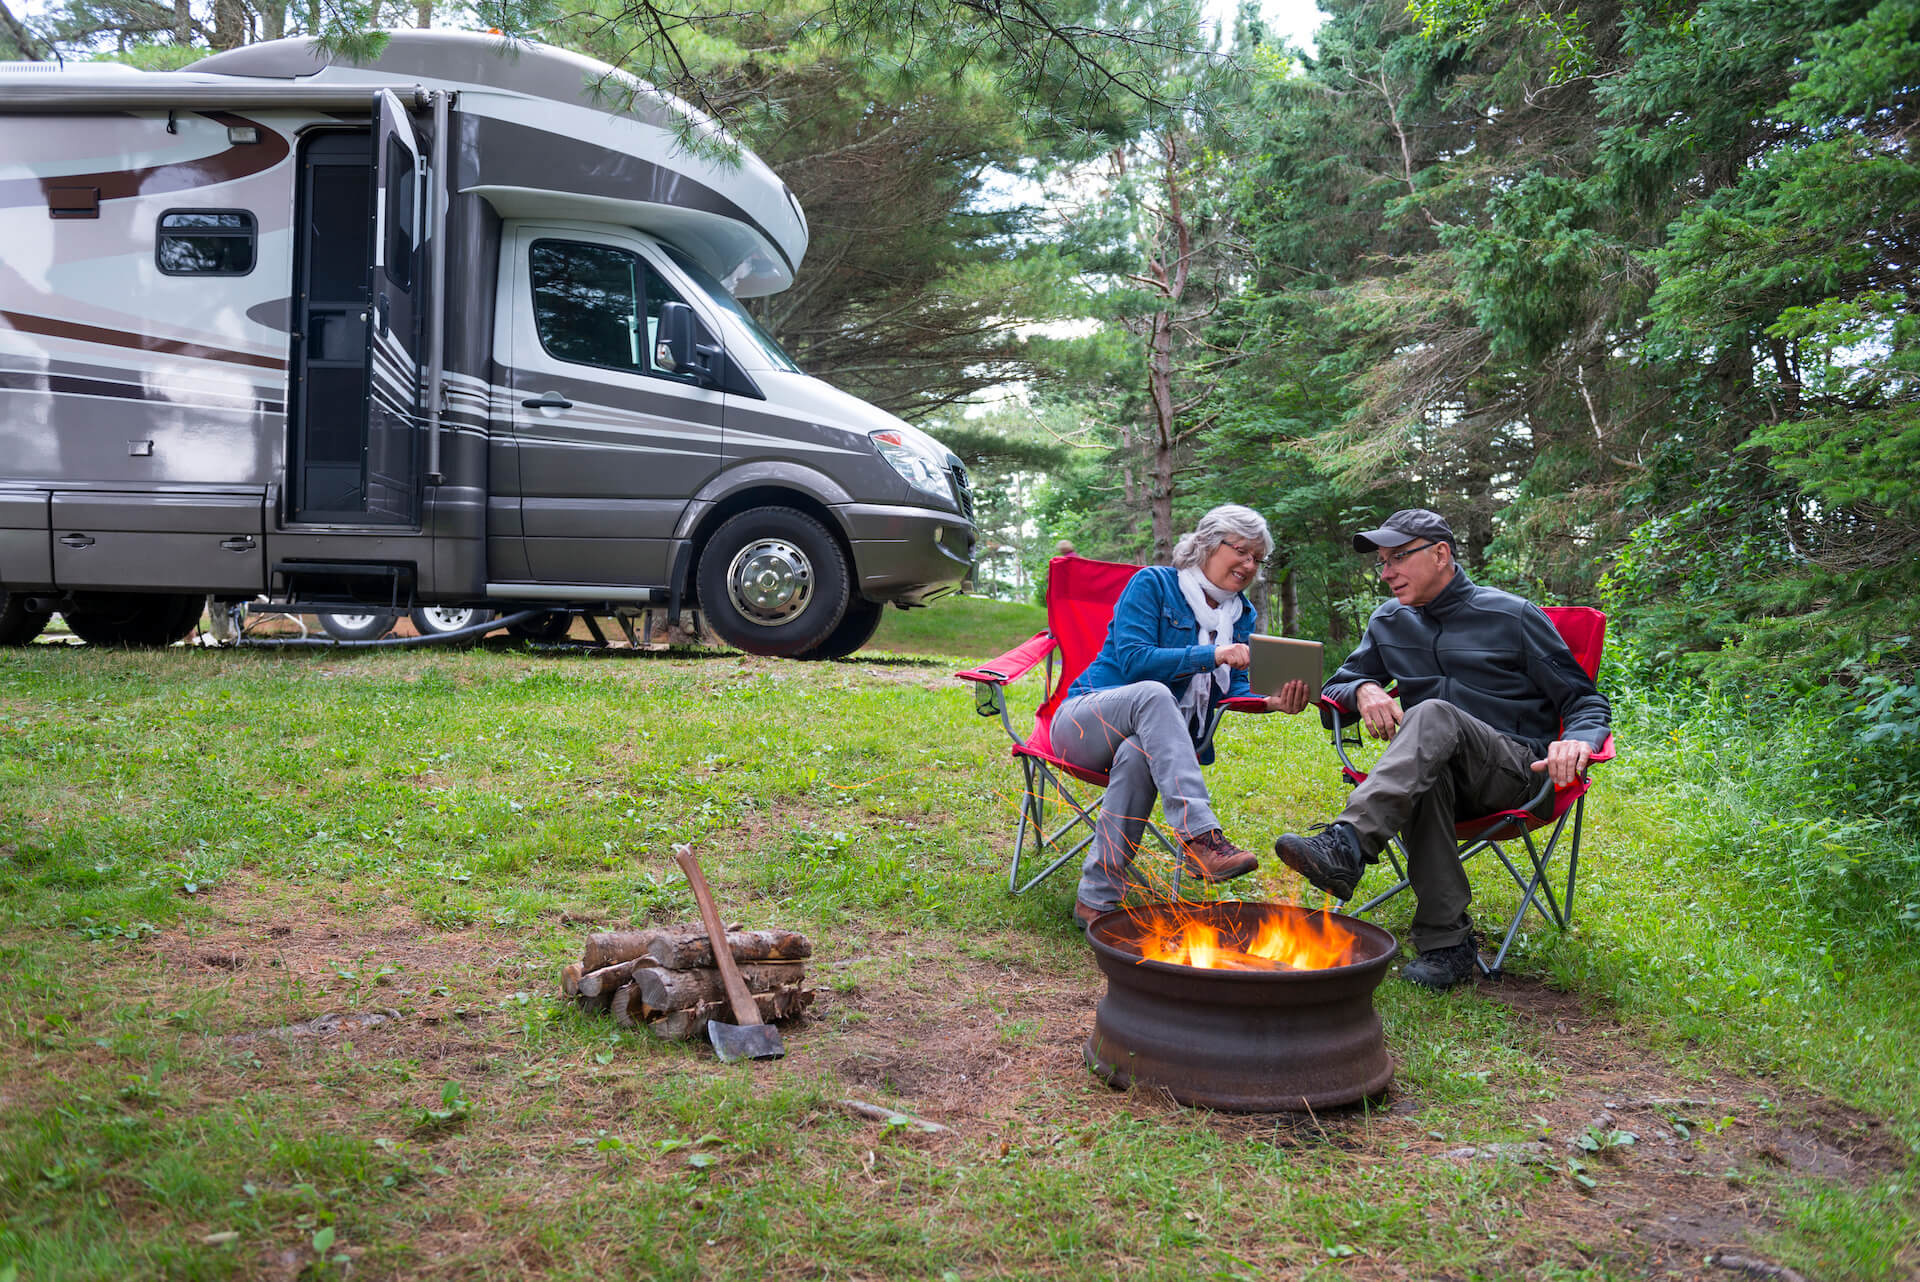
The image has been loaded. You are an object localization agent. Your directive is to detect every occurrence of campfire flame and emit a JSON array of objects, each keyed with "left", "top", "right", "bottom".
[{"left": 1130, "top": 902, "right": 1360, "bottom": 971}]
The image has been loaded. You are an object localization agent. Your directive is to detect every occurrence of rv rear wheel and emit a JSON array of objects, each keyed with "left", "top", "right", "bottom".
[
  {"left": 697, "top": 507, "right": 850, "bottom": 657},
  {"left": 409, "top": 606, "right": 495, "bottom": 641},
  {"left": 316, "top": 612, "right": 395, "bottom": 641},
  {"left": 795, "top": 596, "right": 885, "bottom": 662},
  {"left": 61, "top": 592, "right": 204, "bottom": 648},
  {"left": 506, "top": 610, "right": 576, "bottom": 642},
  {"left": 0, "top": 592, "right": 51, "bottom": 646}
]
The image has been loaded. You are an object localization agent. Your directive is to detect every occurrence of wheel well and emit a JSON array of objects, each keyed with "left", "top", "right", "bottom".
[{"left": 688, "top": 487, "right": 855, "bottom": 593}]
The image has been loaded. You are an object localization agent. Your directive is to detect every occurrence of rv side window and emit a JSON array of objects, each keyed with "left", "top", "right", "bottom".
[
  {"left": 156, "top": 210, "right": 256, "bottom": 276},
  {"left": 529, "top": 239, "right": 699, "bottom": 383},
  {"left": 383, "top": 137, "right": 414, "bottom": 290}
]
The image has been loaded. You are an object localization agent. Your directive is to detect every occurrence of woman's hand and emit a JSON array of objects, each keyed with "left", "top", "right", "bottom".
[
  {"left": 1214, "top": 642, "right": 1252, "bottom": 669},
  {"left": 1264, "top": 680, "right": 1310, "bottom": 714}
]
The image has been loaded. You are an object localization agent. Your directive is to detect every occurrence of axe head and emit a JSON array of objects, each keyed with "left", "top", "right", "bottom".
[{"left": 707, "top": 1019, "right": 785, "bottom": 1063}]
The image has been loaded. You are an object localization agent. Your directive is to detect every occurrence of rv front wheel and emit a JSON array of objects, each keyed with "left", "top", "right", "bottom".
[
  {"left": 61, "top": 593, "right": 204, "bottom": 648},
  {"left": 0, "top": 593, "right": 51, "bottom": 646},
  {"left": 697, "top": 507, "right": 850, "bottom": 657},
  {"left": 795, "top": 596, "right": 885, "bottom": 662}
]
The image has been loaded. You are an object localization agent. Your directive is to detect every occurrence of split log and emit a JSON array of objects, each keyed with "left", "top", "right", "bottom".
[
  {"left": 576, "top": 957, "right": 646, "bottom": 998},
  {"left": 609, "top": 983, "right": 651, "bottom": 1028},
  {"left": 560, "top": 962, "right": 584, "bottom": 997},
  {"left": 581, "top": 926, "right": 810, "bottom": 972},
  {"left": 633, "top": 960, "right": 805, "bottom": 1013},
  {"left": 644, "top": 987, "right": 814, "bottom": 1042},
  {"left": 575, "top": 989, "right": 614, "bottom": 1014}
]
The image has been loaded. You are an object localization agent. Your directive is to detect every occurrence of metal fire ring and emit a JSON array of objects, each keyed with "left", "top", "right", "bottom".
[
  {"left": 726, "top": 538, "right": 813, "bottom": 626},
  {"left": 1084, "top": 901, "right": 1398, "bottom": 1112}
]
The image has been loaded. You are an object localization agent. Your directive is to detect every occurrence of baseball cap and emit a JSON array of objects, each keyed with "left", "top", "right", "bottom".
[{"left": 1351, "top": 508, "right": 1455, "bottom": 553}]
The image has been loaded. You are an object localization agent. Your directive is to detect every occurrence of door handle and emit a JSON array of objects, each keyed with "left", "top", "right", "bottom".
[
  {"left": 521, "top": 394, "right": 573, "bottom": 410},
  {"left": 59, "top": 532, "right": 95, "bottom": 548},
  {"left": 220, "top": 536, "right": 257, "bottom": 552}
]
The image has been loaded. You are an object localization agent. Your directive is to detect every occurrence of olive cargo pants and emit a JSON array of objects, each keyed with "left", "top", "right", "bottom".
[{"left": 1335, "top": 700, "right": 1541, "bottom": 952}]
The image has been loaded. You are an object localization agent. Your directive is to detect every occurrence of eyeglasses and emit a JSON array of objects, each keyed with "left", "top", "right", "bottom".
[
  {"left": 1220, "top": 539, "right": 1264, "bottom": 565},
  {"left": 1374, "top": 542, "right": 1436, "bottom": 573}
]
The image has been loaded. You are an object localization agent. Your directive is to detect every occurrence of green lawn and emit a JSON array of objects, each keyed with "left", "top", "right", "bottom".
[{"left": 0, "top": 598, "right": 1914, "bottom": 1279}]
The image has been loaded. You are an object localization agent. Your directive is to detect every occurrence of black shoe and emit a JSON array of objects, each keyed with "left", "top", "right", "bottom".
[
  {"left": 1180, "top": 829, "right": 1259, "bottom": 882},
  {"left": 1273, "top": 823, "right": 1364, "bottom": 901},
  {"left": 1401, "top": 935, "right": 1481, "bottom": 990}
]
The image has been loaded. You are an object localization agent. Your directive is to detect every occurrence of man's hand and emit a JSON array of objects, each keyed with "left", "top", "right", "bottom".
[
  {"left": 1354, "top": 682, "right": 1401, "bottom": 740},
  {"left": 1265, "top": 679, "right": 1310, "bottom": 715},
  {"left": 1214, "top": 642, "right": 1251, "bottom": 669},
  {"left": 1530, "top": 738, "right": 1593, "bottom": 788}
]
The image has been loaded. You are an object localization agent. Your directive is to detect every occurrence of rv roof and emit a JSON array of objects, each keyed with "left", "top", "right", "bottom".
[{"left": 192, "top": 31, "right": 807, "bottom": 295}]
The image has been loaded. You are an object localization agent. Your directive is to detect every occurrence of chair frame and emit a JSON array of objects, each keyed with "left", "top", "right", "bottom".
[
  {"left": 958, "top": 555, "right": 1261, "bottom": 898},
  {"left": 1325, "top": 606, "right": 1615, "bottom": 976}
]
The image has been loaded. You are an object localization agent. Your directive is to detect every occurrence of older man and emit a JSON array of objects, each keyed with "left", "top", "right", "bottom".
[{"left": 1273, "top": 510, "right": 1610, "bottom": 989}]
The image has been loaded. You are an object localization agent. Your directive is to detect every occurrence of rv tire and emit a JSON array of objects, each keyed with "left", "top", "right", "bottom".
[
  {"left": 316, "top": 611, "right": 395, "bottom": 641},
  {"left": 0, "top": 592, "right": 52, "bottom": 646},
  {"left": 409, "top": 606, "right": 495, "bottom": 641},
  {"left": 506, "top": 610, "right": 576, "bottom": 642},
  {"left": 795, "top": 595, "right": 885, "bottom": 661},
  {"left": 697, "top": 507, "right": 850, "bottom": 657},
  {"left": 62, "top": 592, "right": 204, "bottom": 648}
]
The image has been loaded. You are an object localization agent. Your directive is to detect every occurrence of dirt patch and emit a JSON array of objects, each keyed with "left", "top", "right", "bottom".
[{"left": 802, "top": 938, "right": 1910, "bottom": 1279}]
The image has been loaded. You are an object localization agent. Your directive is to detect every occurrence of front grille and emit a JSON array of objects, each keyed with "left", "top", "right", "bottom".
[{"left": 948, "top": 463, "right": 975, "bottom": 522}]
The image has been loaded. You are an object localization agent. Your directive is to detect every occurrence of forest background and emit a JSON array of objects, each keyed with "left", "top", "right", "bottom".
[{"left": 3, "top": 0, "right": 1916, "bottom": 947}]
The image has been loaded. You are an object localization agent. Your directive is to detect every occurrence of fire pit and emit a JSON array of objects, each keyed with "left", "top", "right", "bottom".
[{"left": 1084, "top": 900, "right": 1397, "bottom": 1112}]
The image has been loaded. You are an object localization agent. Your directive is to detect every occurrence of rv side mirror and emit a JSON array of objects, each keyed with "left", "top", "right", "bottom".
[{"left": 658, "top": 301, "right": 698, "bottom": 375}]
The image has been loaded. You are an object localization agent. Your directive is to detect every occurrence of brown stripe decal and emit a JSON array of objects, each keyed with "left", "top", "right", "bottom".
[
  {"left": 0, "top": 309, "right": 287, "bottom": 371},
  {"left": 0, "top": 112, "right": 292, "bottom": 211}
]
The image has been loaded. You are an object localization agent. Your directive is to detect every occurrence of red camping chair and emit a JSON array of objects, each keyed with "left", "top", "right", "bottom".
[
  {"left": 1326, "top": 606, "right": 1616, "bottom": 976},
  {"left": 958, "top": 555, "right": 1269, "bottom": 896}
]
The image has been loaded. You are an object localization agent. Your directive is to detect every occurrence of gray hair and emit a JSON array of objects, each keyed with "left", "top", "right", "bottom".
[{"left": 1171, "top": 504, "right": 1272, "bottom": 572}]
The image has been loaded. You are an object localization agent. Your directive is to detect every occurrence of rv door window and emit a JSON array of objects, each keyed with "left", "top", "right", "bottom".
[
  {"left": 383, "top": 136, "right": 414, "bottom": 290},
  {"left": 156, "top": 210, "right": 256, "bottom": 276},
  {"left": 529, "top": 239, "right": 700, "bottom": 383}
]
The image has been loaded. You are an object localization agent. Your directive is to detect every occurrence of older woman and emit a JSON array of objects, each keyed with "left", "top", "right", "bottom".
[{"left": 1054, "top": 505, "right": 1310, "bottom": 929}]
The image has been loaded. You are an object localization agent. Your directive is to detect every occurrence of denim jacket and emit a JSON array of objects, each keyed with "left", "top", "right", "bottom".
[{"left": 1066, "top": 565, "right": 1257, "bottom": 761}]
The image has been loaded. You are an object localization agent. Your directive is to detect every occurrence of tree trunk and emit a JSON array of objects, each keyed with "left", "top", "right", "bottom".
[
  {"left": 174, "top": 0, "right": 193, "bottom": 45},
  {"left": 1280, "top": 568, "right": 1299, "bottom": 636},
  {"left": 414, "top": 0, "right": 431, "bottom": 27},
  {"left": 211, "top": 0, "right": 244, "bottom": 49}
]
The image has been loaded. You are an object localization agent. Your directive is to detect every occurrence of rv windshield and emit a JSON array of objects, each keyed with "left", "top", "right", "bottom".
[{"left": 663, "top": 247, "right": 801, "bottom": 374}]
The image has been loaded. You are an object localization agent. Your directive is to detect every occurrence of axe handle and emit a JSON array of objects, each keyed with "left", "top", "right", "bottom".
[{"left": 673, "top": 845, "right": 764, "bottom": 1027}]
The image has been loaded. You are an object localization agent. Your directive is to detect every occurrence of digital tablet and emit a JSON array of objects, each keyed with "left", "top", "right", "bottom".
[{"left": 1247, "top": 634, "right": 1324, "bottom": 696}]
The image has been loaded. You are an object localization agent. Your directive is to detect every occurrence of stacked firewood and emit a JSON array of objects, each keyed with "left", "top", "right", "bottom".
[{"left": 560, "top": 925, "right": 814, "bottom": 1041}]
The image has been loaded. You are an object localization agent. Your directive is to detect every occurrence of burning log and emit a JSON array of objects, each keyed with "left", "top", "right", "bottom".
[{"left": 564, "top": 923, "right": 813, "bottom": 1042}]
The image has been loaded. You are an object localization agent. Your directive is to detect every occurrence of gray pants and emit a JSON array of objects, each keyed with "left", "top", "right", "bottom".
[
  {"left": 1336, "top": 700, "right": 1539, "bottom": 952},
  {"left": 1053, "top": 682, "right": 1219, "bottom": 911}
]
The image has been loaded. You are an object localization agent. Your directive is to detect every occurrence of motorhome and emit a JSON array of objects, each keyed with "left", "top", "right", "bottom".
[{"left": 0, "top": 31, "right": 977, "bottom": 656}]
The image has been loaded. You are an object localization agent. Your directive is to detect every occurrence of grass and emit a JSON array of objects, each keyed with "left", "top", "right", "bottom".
[{"left": 0, "top": 595, "right": 1915, "bottom": 1280}]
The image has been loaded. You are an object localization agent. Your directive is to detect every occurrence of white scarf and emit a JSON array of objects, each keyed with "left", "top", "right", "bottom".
[{"left": 1176, "top": 566, "right": 1243, "bottom": 734}]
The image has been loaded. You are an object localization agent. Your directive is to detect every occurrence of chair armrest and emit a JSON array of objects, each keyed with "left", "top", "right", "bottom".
[
  {"left": 1221, "top": 696, "right": 1271, "bottom": 714},
  {"left": 955, "top": 631, "right": 1056, "bottom": 686}
]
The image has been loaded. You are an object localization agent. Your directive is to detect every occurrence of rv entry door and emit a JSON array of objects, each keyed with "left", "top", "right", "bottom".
[{"left": 365, "top": 90, "right": 424, "bottom": 526}]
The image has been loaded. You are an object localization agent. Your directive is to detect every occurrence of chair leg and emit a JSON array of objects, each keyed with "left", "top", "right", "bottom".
[
  {"left": 1011, "top": 764, "right": 1107, "bottom": 897},
  {"left": 1354, "top": 835, "right": 1411, "bottom": 915}
]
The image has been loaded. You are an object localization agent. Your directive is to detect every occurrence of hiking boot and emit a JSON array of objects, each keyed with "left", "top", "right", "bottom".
[
  {"left": 1273, "top": 822, "right": 1365, "bottom": 901},
  {"left": 1072, "top": 900, "right": 1107, "bottom": 934},
  {"left": 1401, "top": 935, "right": 1482, "bottom": 990},
  {"left": 1179, "top": 829, "right": 1258, "bottom": 883}
]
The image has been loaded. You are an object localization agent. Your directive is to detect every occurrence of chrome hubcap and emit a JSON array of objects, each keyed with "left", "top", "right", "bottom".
[
  {"left": 328, "top": 614, "right": 380, "bottom": 630},
  {"left": 726, "top": 539, "right": 813, "bottom": 626},
  {"left": 419, "top": 607, "right": 475, "bottom": 632}
]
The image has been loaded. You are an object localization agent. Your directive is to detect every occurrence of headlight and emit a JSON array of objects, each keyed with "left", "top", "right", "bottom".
[{"left": 871, "top": 429, "right": 951, "bottom": 501}]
